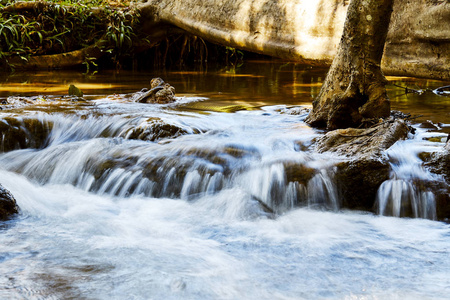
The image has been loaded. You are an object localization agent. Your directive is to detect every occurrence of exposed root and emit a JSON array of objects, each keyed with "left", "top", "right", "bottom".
[{"left": 6, "top": 41, "right": 106, "bottom": 70}]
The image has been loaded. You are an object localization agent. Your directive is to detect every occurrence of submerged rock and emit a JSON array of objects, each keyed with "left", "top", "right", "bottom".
[
  {"left": 0, "top": 184, "right": 18, "bottom": 220},
  {"left": 134, "top": 78, "right": 176, "bottom": 104}
]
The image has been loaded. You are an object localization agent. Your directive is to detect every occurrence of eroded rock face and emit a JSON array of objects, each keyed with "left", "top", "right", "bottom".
[
  {"left": 0, "top": 184, "right": 18, "bottom": 220},
  {"left": 139, "top": 0, "right": 450, "bottom": 79},
  {"left": 316, "top": 120, "right": 409, "bottom": 211}
]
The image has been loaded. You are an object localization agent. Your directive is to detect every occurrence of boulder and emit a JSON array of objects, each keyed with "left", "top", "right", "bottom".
[
  {"left": 315, "top": 119, "right": 410, "bottom": 211},
  {"left": 316, "top": 119, "right": 410, "bottom": 157},
  {"left": 0, "top": 184, "right": 18, "bottom": 220}
]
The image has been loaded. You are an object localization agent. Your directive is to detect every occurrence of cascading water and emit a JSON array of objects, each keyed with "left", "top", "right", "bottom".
[
  {"left": 0, "top": 93, "right": 449, "bottom": 299},
  {"left": 0, "top": 101, "right": 337, "bottom": 213},
  {"left": 376, "top": 125, "right": 447, "bottom": 219}
]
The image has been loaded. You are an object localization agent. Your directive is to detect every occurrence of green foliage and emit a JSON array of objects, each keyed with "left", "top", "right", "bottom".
[
  {"left": 225, "top": 46, "right": 244, "bottom": 67},
  {"left": 104, "top": 7, "right": 139, "bottom": 66},
  {"left": 0, "top": 0, "right": 138, "bottom": 70},
  {"left": 82, "top": 55, "right": 98, "bottom": 74}
]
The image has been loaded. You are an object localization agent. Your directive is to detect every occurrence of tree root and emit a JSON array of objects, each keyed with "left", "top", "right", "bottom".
[{"left": 6, "top": 42, "right": 106, "bottom": 70}]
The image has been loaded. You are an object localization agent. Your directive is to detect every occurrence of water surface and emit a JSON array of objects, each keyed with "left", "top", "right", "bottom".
[{"left": 0, "top": 61, "right": 449, "bottom": 299}]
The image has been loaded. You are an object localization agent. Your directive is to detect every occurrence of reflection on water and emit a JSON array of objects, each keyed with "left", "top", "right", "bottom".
[{"left": 1, "top": 61, "right": 449, "bottom": 124}]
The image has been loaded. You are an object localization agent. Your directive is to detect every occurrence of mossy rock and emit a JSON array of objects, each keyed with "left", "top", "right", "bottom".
[
  {"left": 418, "top": 151, "right": 432, "bottom": 162},
  {"left": 68, "top": 85, "right": 84, "bottom": 97}
]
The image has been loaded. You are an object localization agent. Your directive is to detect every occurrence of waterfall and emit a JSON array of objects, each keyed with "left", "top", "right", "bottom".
[
  {"left": 375, "top": 125, "right": 444, "bottom": 219},
  {"left": 377, "top": 179, "right": 436, "bottom": 219},
  {"left": 0, "top": 99, "right": 445, "bottom": 220}
]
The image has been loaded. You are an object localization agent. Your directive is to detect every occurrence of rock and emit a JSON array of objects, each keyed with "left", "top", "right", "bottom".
[
  {"left": 0, "top": 117, "right": 53, "bottom": 152},
  {"left": 150, "top": 77, "right": 165, "bottom": 89},
  {"left": 334, "top": 159, "right": 390, "bottom": 211},
  {"left": 139, "top": 0, "right": 450, "bottom": 80},
  {"left": 68, "top": 84, "right": 83, "bottom": 97},
  {"left": 419, "top": 120, "right": 439, "bottom": 130},
  {"left": 0, "top": 184, "right": 19, "bottom": 220},
  {"left": 435, "top": 190, "right": 450, "bottom": 222},
  {"left": 154, "top": 84, "right": 176, "bottom": 104},
  {"left": 316, "top": 119, "right": 410, "bottom": 158},
  {"left": 284, "top": 162, "right": 317, "bottom": 186},
  {"left": 120, "top": 118, "right": 188, "bottom": 142},
  {"left": 315, "top": 119, "right": 410, "bottom": 211},
  {"left": 425, "top": 140, "right": 450, "bottom": 182},
  {"left": 134, "top": 78, "right": 176, "bottom": 104}
]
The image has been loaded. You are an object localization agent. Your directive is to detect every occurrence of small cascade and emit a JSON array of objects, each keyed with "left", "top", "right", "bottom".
[
  {"left": 47, "top": 114, "right": 197, "bottom": 146},
  {"left": 375, "top": 126, "right": 443, "bottom": 220},
  {"left": 0, "top": 107, "right": 341, "bottom": 216},
  {"left": 306, "top": 169, "right": 340, "bottom": 211},
  {"left": 377, "top": 179, "right": 436, "bottom": 219},
  {"left": 0, "top": 98, "right": 445, "bottom": 221}
]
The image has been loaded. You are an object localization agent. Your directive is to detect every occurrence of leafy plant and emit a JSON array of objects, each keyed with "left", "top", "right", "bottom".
[{"left": 0, "top": 0, "right": 138, "bottom": 70}]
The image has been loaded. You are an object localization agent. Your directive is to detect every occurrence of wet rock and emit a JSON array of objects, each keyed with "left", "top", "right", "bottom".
[
  {"left": 316, "top": 120, "right": 410, "bottom": 211},
  {"left": 419, "top": 120, "right": 439, "bottom": 130},
  {"left": 279, "top": 106, "right": 310, "bottom": 116},
  {"left": 134, "top": 78, "right": 176, "bottom": 104},
  {"left": 284, "top": 162, "right": 317, "bottom": 186},
  {"left": 120, "top": 118, "right": 188, "bottom": 142},
  {"left": 435, "top": 190, "right": 450, "bottom": 222},
  {"left": 0, "top": 184, "right": 19, "bottom": 220},
  {"left": 316, "top": 119, "right": 409, "bottom": 157},
  {"left": 418, "top": 151, "right": 432, "bottom": 162},
  {"left": 0, "top": 117, "right": 53, "bottom": 152},
  {"left": 426, "top": 140, "right": 450, "bottom": 182},
  {"left": 334, "top": 159, "right": 390, "bottom": 211},
  {"left": 68, "top": 84, "right": 83, "bottom": 97}
]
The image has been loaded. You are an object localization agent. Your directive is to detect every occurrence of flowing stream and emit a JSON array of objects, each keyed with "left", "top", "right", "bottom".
[{"left": 0, "top": 64, "right": 449, "bottom": 299}]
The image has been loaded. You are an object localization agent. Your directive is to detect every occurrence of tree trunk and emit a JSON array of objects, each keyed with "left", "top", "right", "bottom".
[{"left": 306, "top": 0, "right": 394, "bottom": 130}]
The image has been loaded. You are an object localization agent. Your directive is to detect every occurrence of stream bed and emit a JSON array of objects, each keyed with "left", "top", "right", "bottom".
[{"left": 0, "top": 62, "right": 449, "bottom": 299}]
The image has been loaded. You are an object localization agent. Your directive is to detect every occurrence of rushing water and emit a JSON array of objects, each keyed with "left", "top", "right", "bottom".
[{"left": 0, "top": 62, "right": 449, "bottom": 299}]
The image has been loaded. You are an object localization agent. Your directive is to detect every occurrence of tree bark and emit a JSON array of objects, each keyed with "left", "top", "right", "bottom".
[{"left": 306, "top": 0, "right": 394, "bottom": 130}]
